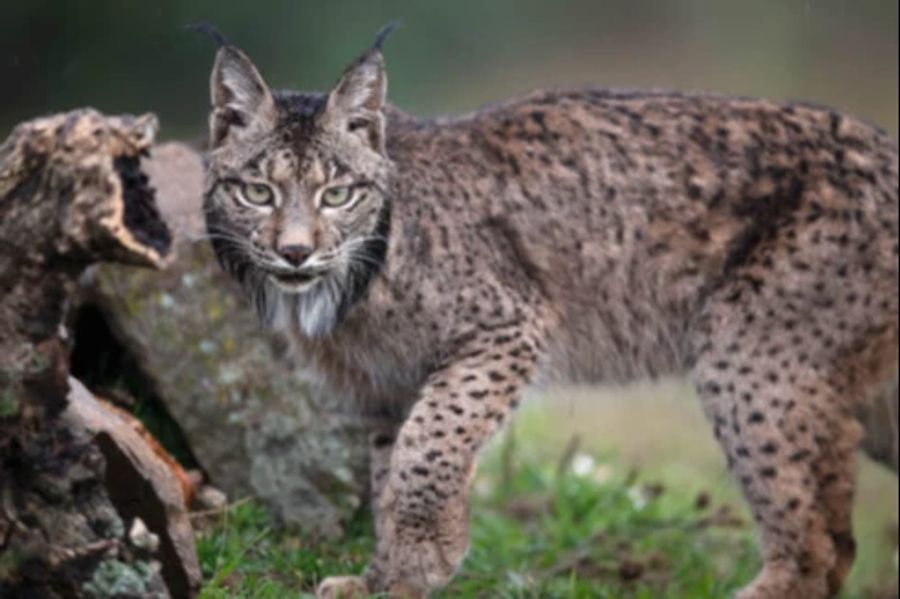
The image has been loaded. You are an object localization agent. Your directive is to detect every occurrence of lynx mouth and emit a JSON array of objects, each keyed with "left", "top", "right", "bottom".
[
  {"left": 114, "top": 154, "right": 172, "bottom": 258},
  {"left": 270, "top": 270, "right": 322, "bottom": 293}
]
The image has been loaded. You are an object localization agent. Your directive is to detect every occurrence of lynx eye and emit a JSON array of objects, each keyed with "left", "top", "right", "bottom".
[
  {"left": 239, "top": 182, "right": 275, "bottom": 206},
  {"left": 320, "top": 186, "right": 353, "bottom": 208}
]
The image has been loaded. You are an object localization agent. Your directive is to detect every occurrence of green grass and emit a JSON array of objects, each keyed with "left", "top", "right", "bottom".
[
  {"left": 437, "top": 437, "right": 761, "bottom": 598},
  {"left": 197, "top": 385, "right": 898, "bottom": 598},
  {"left": 196, "top": 501, "right": 373, "bottom": 598},
  {"left": 197, "top": 438, "right": 760, "bottom": 597}
]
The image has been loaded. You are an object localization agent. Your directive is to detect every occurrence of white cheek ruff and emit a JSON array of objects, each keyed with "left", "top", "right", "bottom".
[
  {"left": 256, "top": 275, "right": 341, "bottom": 338},
  {"left": 253, "top": 271, "right": 344, "bottom": 339},
  {"left": 295, "top": 283, "right": 341, "bottom": 338}
]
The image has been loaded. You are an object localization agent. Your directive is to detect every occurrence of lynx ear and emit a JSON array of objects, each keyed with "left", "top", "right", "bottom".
[
  {"left": 322, "top": 24, "right": 398, "bottom": 154},
  {"left": 209, "top": 46, "right": 276, "bottom": 148}
]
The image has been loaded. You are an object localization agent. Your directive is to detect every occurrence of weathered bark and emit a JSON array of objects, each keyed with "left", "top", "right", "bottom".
[
  {"left": 0, "top": 110, "right": 174, "bottom": 598},
  {"left": 64, "top": 378, "right": 201, "bottom": 597},
  {"left": 77, "top": 142, "right": 371, "bottom": 539}
]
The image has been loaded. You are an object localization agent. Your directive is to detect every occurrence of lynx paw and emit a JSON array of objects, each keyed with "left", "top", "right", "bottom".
[
  {"left": 735, "top": 562, "right": 829, "bottom": 599},
  {"left": 316, "top": 576, "right": 369, "bottom": 599}
]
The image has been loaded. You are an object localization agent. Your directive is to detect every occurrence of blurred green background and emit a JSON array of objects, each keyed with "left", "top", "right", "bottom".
[{"left": 1, "top": 0, "right": 897, "bottom": 140}]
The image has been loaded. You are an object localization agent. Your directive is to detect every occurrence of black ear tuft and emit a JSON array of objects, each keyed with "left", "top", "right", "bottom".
[
  {"left": 186, "top": 21, "right": 230, "bottom": 48},
  {"left": 371, "top": 20, "right": 401, "bottom": 52},
  {"left": 321, "top": 22, "right": 401, "bottom": 155}
]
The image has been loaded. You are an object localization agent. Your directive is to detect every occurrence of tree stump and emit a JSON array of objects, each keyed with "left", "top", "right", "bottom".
[{"left": 0, "top": 110, "right": 176, "bottom": 598}]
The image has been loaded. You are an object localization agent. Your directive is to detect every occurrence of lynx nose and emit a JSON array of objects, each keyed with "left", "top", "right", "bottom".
[{"left": 278, "top": 244, "right": 313, "bottom": 267}]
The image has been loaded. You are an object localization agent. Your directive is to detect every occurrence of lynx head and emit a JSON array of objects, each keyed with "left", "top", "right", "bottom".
[{"left": 203, "top": 26, "right": 396, "bottom": 338}]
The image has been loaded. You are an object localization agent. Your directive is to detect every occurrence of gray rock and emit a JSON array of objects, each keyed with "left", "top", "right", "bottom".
[{"left": 192, "top": 485, "right": 228, "bottom": 511}]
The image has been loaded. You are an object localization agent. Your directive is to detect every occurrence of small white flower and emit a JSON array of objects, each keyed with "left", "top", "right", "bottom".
[
  {"left": 571, "top": 453, "right": 596, "bottom": 478},
  {"left": 627, "top": 486, "right": 648, "bottom": 510},
  {"left": 506, "top": 571, "right": 531, "bottom": 590}
]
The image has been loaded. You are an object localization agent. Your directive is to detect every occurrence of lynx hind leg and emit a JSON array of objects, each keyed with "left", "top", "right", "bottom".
[
  {"left": 814, "top": 429, "right": 860, "bottom": 595},
  {"left": 693, "top": 297, "right": 873, "bottom": 598}
]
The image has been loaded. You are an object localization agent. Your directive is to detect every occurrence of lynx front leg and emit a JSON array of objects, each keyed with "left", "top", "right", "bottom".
[
  {"left": 316, "top": 422, "right": 401, "bottom": 599},
  {"left": 367, "top": 326, "right": 539, "bottom": 597}
]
